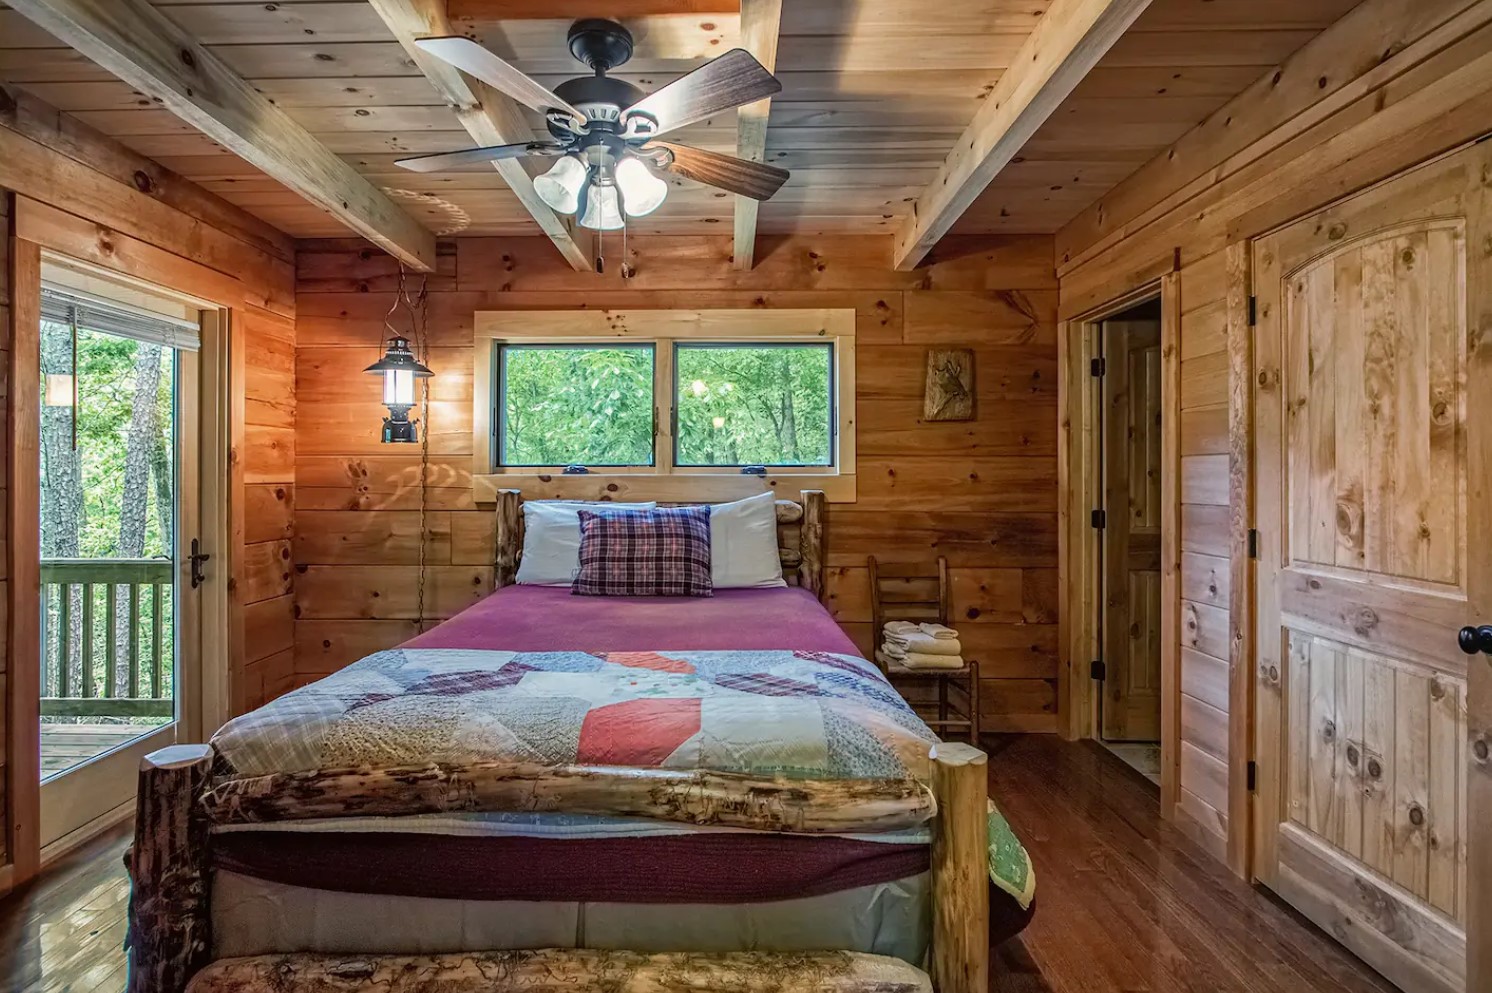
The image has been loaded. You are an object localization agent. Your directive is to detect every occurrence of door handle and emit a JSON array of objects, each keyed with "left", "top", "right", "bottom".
[
  {"left": 190, "top": 538, "right": 211, "bottom": 589},
  {"left": 1458, "top": 625, "right": 1492, "bottom": 657}
]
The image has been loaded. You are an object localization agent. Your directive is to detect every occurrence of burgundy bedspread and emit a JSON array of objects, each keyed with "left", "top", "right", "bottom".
[{"left": 402, "top": 584, "right": 861, "bottom": 656}]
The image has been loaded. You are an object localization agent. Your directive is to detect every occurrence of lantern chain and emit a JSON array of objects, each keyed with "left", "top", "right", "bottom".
[{"left": 389, "top": 265, "right": 431, "bottom": 634}]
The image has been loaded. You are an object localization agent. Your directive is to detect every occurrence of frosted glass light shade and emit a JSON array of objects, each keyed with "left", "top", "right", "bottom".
[
  {"left": 616, "top": 157, "right": 669, "bottom": 217},
  {"left": 579, "top": 183, "right": 625, "bottom": 230},
  {"left": 384, "top": 368, "right": 415, "bottom": 406},
  {"left": 535, "top": 155, "right": 587, "bottom": 215}
]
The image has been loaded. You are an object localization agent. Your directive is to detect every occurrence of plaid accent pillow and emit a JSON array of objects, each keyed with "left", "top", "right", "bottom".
[{"left": 573, "top": 506, "right": 714, "bottom": 597}]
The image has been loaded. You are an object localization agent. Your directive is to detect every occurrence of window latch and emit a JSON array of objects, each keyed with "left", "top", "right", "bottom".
[
  {"left": 563, "top": 464, "right": 591, "bottom": 475},
  {"left": 740, "top": 465, "right": 767, "bottom": 476}
]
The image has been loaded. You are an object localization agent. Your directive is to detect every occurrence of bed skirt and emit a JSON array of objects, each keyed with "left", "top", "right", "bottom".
[{"left": 212, "top": 871, "right": 934, "bottom": 963}]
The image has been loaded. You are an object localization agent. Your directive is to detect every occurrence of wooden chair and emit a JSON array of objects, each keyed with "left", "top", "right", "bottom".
[{"left": 868, "top": 556, "right": 980, "bottom": 743}]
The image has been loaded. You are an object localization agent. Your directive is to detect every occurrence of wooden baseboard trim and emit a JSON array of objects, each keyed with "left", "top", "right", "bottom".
[
  {"left": 40, "top": 797, "right": 135, "bottom": 869},
  {"left": 1170, "top": 800, "right": 1229, "bottom": 865}
]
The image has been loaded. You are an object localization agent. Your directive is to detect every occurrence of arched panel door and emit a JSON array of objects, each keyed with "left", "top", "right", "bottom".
[{"left": 1252, "top": 142, "right": 1490, "bottom": 993}]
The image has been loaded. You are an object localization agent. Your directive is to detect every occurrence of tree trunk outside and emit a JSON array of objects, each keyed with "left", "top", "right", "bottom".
[
  {"left": 150, "top": 431, "right": 175, "bottom": 700},
  {"left": 777, "top": 351, "right": 799, "bottom": 463},
  {"left": 40, "top": 319, "right": 84, "bottom": 696},
  {"left": 115, "top": 344, "right": 163, "bottom": 696}
]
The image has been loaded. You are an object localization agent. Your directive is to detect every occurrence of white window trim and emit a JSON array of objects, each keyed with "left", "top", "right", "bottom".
[{"left": 472, "top": 309, "right": 856, "bottom": 504}]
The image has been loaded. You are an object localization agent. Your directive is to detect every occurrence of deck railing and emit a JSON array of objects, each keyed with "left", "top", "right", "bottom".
[{"left": 40, "top": 558, "right": 175, "bottom": 719}]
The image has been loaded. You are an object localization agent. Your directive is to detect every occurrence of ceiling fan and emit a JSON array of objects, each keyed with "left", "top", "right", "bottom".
[{"left": 395, "top": 19, "right": 790, "bottom": 231}]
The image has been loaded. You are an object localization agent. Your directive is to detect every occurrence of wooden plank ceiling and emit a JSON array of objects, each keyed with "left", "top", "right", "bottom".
[{"left": 0, "top": 0, "right": 1361, "bottom": 244}]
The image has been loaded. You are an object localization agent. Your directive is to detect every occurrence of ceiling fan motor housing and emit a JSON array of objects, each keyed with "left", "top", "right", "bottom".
[
  {"left": 553, "top": 75, "right": 647, "bottom": 128},
  {"left": 568, "top": 18, "right": 635, "bottom": 72}
]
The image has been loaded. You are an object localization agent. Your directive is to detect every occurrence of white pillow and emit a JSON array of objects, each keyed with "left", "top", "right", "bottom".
[
  {"left": 710, "top": 492, "right": 787, "bottom": 589},
  {"left": 515, "top": 501, "right": 656, "bottom": 586}
]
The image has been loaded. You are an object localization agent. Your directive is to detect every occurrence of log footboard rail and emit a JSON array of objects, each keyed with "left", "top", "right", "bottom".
[{"left": 126, "top": 741, "right": 990, "bottom": 993}]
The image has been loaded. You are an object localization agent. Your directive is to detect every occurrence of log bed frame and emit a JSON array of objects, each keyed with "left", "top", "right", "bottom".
[{"left": 126, "top": 491, "right": 992, "bottom": 993}]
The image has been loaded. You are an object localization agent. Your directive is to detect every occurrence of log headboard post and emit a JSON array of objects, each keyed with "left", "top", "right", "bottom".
[
  {"left": 801, "top": 489, "right": 826, "bottom": 602},
  {"left": 495, "top": 488, "right": 522, "bottom": 588},
  {"left": 929, "top": 742, "right": 990, "bottom": 993},
  {"left": 127, "top": 743, "right": 214, "bottom": 993}
]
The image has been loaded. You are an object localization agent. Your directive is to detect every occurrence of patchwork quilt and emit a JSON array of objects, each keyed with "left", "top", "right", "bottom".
[{"left": 210, "top": 647, "right": 1035, "bottom": 909}]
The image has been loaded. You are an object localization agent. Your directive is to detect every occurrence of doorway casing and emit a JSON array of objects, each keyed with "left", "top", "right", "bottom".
[
  {"left": 1057, "top": 267, "right": 1184, "bottom": 812},
  {"left": 5, "top": 197, "right": 235, "bottom": 882}
]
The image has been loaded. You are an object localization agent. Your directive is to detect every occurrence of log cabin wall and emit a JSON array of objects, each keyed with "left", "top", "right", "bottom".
[
  {"left": 0, "top": 90, "right": 295, "bottom": 890},
  {"left": 291, "top": 234, "right": 1062, "bottom": 732},
  {"left": 1054, "top": 0, "right": 1492, "bottom": 864},
  {"left": 1, "top": 189, "right": 13, "bottom": 877}
]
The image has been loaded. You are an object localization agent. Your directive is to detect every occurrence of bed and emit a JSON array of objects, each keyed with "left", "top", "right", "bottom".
[{"left": 126, "top": 491, "right": 1034, "bottom": 993}]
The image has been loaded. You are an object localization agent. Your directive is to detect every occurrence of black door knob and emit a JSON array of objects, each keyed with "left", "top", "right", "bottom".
[{"left": 1460, "top": 625, "right": 1492, "bottom": 656}]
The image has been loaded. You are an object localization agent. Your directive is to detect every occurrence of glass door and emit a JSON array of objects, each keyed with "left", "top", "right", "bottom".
[{"left": 35, "top": 274, "right": 202, "bottom": 850}]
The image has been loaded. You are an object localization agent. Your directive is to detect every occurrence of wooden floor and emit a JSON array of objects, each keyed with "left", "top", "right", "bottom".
[{"left": 0, "top": 735, "right": 1397, "bottom": 993}]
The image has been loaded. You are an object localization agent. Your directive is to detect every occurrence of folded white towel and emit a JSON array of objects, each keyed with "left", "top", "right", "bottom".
[
  {"left": 919, "top": 623, "right": 959, "bottom": 641},
  {"left": 887, "top": 632, "right": 961, "bottom": 656},
  {"left": 899, "top": 652, "right": 966, "bottom": 671},
  {"left": 881, "top": 641, "right": 907, "bottom": 659},
  {"left": 883, "top": 620, "right": 920, "bottom": 636},
  {"left": 875, "top": 649, "right": 899, "bottom": 669}
]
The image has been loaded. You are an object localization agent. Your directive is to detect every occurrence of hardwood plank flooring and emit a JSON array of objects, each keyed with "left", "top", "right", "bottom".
[
  {"left": 0, "top": 826, "right": 130, "bottom": 993},
  {"left": 0, "top": 736, "right": 1397, "bottom": 993},
  {"left": 988, "top": 735, "right": 1397, "bottom": 993}
]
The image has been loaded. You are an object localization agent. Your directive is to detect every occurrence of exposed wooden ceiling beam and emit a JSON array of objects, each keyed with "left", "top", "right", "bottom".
[
  {"left": 892, "top": 0, "right": 1154, "bottom": 271},
  {"left": 6, "top": 0, "right": 438, "bottom": 271},
  {"left": 731, "top": 0, "right": 781, "bottom": 271},
  {"left": 367, "top": 0, "right": 590, "bottom": 272},
  {"left": 449, "top": 0, "right": 739, "bottom": 16}
]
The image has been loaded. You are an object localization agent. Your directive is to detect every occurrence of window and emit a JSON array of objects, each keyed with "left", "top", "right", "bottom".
[
  {"left": 674, "top": 343, "right": 833, "bottom": 467},
  {"left": 476, "top": 308, "right": 855, "bottom": 487},
  {"left": 498, "top": 344, "right": 655, "bottom": 467}
]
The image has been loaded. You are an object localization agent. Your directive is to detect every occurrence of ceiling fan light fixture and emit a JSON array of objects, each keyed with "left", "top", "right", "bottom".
[
  {"left": 615, "top": 156, "right": 669, "bottom": 217},
  {"left": 579, "top": 181, "right": 626, "bottom": 231},
  {"left": 535, "top": 154, "right": 587, "bottom": 214}
]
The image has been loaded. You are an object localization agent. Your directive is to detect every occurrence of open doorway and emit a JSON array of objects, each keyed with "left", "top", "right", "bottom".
[{"left": 1093, "top": 297, "right": 1164, "bottom": 784}]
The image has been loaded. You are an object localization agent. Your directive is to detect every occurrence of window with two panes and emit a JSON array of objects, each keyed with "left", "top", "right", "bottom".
[{"left": 497, "top": 342, "right": 834, "bottom": 471}]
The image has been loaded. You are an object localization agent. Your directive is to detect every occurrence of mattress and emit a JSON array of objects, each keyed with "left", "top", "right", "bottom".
[{"left": 207, "top": 586, "right": 1034, "bottom": 960}]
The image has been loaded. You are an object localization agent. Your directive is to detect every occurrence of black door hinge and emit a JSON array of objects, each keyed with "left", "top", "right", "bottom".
[
  {"left": 1247, "top": 528, "right": 1259, "bottom": 559},
  {"left": 1246, "top": 760, "right": 1258, "bottom": 792},
  {"left": 1090, "top": 356, "right": 1106, "bottom": 377},
  {"left": 1247, "top": 295, "right": 1258, "bottom": 326},
  {"left": 1091, "top": 508, "right": 1106, "bottom": 530},
  {"left": 1090, "top": 659, "right": 1106, "bottom": 681}
]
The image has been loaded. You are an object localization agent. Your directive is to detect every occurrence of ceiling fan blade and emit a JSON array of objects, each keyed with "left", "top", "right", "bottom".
[
  {"left": 414, "top": 36, "right": 585, "bottom": 120},
  {"left": 395, "top": 142, "right": 566, "bottom": 173},
  {"left": 649, "top": 141, "right": 789, "bottom": 201},
  {"left": 624, "top": 49, "right": 782, "bottom": 137}
]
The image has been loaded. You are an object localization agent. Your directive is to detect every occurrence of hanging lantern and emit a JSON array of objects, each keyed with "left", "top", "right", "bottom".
[{"left": 365, "top": 335, "right": 433, "bottom": 443}]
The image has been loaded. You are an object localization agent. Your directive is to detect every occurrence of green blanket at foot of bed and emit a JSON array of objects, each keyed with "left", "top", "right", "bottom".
[{"left": 988, "top": 802, "right": 1035, "bottom": 910}]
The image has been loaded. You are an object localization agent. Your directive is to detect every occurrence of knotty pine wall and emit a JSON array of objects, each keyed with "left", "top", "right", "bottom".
[
  {"left": 1, "top": 92, "right": 296, "bottom": 888},
  {"left": 1054, "top": 0, "right": 1492, "bottom": 861},
  {"left": 291, "top": 234, "right": 1062, "bottom": 732},
  {"left": 2, "top": 190, "right": 13, "bottom": 874}
]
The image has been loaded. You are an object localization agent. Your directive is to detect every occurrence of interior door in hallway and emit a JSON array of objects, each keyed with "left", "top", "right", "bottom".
[
  {"left": 1252, "top": 141, "right": 1491, "bottom": 993},
  {"left": 1100, "top": 315, "right": 1164, "bottom": 742}
]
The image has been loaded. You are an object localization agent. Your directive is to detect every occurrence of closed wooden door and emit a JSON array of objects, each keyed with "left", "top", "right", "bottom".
[
  {"left": 1101, "top": 318, "right": 1164, "bottom": 741},
  {"left": 1252, "top": 142, "right": 1491, "bottom": 993}
]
